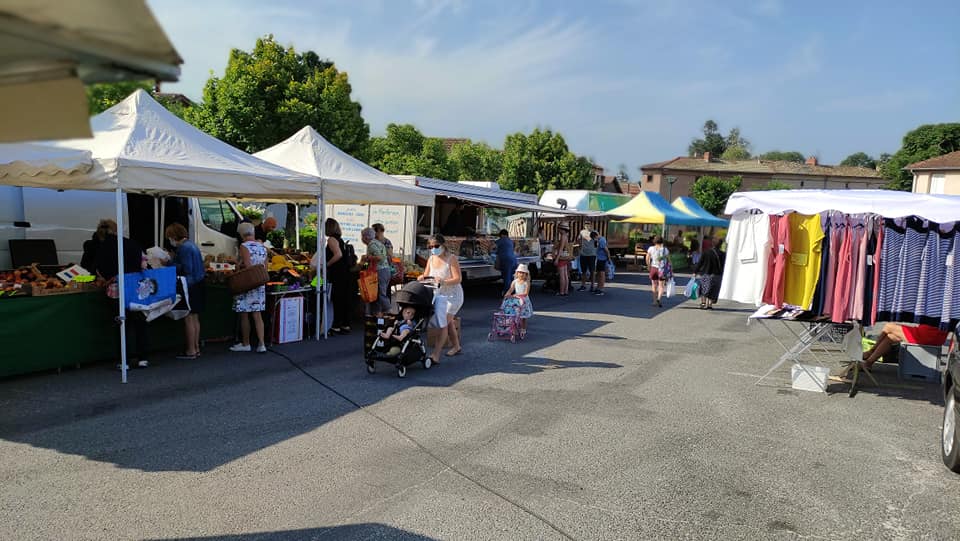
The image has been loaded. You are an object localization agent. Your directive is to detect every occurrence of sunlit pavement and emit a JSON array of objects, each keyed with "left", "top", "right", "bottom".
[{"left": 2, "top": 271, "right": 958, "bottom": 540}]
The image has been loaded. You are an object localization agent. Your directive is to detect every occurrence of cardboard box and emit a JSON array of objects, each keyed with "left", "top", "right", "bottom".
[{"left": 427, "top": 316, "right": 461, "bottom": 347}]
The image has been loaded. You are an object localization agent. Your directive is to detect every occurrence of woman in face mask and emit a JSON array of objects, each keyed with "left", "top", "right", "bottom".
[
  {"left": 418, "top": 234, "right": 464, "bottom": 363},
  {"left": 166, "top": 223, "right": 206, "bottom": 359}
]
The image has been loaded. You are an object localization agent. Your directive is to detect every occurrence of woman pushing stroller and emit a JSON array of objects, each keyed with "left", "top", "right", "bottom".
[
  {"left": 418, "top": 234, "right": 464, "bottom": 364},
  {"left": 501, "top": 264, "right": 534, "bottom": 338}
]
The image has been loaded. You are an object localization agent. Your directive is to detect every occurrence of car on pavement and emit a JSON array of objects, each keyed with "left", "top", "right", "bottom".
[{"left": 941, "top": 331, "right": 960, "bottom": 472}]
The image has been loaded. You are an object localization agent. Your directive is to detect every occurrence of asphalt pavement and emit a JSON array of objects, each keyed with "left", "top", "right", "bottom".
[{"left": 2, "top": 269, "right": 960, "bottom": 540}]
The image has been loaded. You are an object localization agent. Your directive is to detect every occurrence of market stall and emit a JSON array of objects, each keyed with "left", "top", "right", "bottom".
[
  {"left": 393, "top": 176, "right": 580, "bottom": 281},
  {"left": 539, "top": 190, "right": 635, "bottom": 258},
  {"left": 720, "top": 189, "right": 960, "bottom": 392},
  {"left": 0, "top": 90, "right": 320, "bottom": 381},
  {"left": 254, "top": 126, "right": 435, "bottom": 338}
]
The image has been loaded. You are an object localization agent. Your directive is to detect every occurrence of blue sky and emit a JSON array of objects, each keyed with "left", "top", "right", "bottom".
[{"left": 148, "top": 0, "right": 959, "bottom": 174}]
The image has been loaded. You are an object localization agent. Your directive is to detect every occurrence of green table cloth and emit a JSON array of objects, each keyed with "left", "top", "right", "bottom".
[{"left": 0, "top": 286, "right": 235, "bottom": 378}]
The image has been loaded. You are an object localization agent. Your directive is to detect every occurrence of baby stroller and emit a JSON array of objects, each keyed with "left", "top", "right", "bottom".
[
  {"left": 488, "top": 311, "right": 522, "bottom": 343},
  {"left": 540, "top": 258, "right": 559, "bottom": 294},
  {"left": 365, "top": 280, "right": 434, "bottom": 378}
]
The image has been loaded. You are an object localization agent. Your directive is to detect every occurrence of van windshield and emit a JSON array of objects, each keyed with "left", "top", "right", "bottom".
[{"left": 198, "top": 199, "right": 239, "bottom": 237}]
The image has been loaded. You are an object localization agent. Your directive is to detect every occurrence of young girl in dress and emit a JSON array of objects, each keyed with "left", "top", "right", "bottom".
[{"left": 502, "top": 264, "right": 534, "bottom": 337}]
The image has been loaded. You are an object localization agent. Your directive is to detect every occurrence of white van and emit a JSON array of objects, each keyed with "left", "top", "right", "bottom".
[{"left": 0, "top": 186, "right": 242, "bottom": 269}]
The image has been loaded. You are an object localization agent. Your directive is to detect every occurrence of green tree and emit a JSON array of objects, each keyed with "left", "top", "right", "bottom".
[
  {"left": 86, "top": 81, "right": 154, "bottom": 114},
  {"left": 448, "top": 140, "right": 503, "bottom": 181},
  {"left": 365, "top": 123, "right": 455, "bottom": 179},
  {"left": 758, "top": 150, "right": 805, "bottom": 163},
  {"left": 881, "top": 123, "right": 960, "bottom": 191},
  {"left": 186, "top": 36, "right": 370, "bottom": 242},
  {"left": 499, "top": 128, "right": 594, "bottom": 195},
  {"left": 688, "top": 120, "right": 727, "bottom": 157},
  {"left": 840, "top": 152, "right": 877, "bottom": 169},
  {"left": 691, "top": 175, "right": 742, "bottom": 215},
  {"left": 721, "top": 145, "right": 751, "bottom": 161},
  {"left": 187, "top": 35, "right": 369, "bottom": 155}
]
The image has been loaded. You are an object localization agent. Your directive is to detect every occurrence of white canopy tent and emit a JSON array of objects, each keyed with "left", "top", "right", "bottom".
[
  {"left": 17, "top": 90, "right": 321, "bottom": 382},
  {"left": 255, "top": 126, "right": 434, "bottom": 206},
  {"left": 0, "top": 0, "right": 182, "bottom": 142},
  {"left": 0, "top": 143, "right": 94, "bottom": 181},
  {"left": 255, "top": 126, "right": 436, "bottom": 339},
  {"left": 725, "top": 189, "right": 960, "bottom": 223}
]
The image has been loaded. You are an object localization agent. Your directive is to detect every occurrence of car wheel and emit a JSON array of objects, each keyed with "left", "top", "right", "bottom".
[{"left": 942, "top": 383, "right": 960, "bottom": 472}]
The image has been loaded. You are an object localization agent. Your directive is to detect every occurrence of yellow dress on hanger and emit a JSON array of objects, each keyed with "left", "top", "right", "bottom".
[{"left": 783, "top": 213, "right": 824, "bottom": 309}]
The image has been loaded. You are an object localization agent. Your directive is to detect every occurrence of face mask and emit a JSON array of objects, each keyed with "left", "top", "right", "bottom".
[
  {"left": 167, "top": 238, "right": 177, "bottom": 247},
  {"left": 430, "top": 247, "right": 442, "bottom": 256}
]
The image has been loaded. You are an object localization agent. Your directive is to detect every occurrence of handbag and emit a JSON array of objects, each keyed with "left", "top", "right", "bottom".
[
  {"left": 665, "top": 277, "right": 676, "bottom": 298},
  {"left": 227, "top": 264, "right": 269, "bottom": 294},
  {"left": 358, "top": 268, "right": 379, "bottom": 303}
]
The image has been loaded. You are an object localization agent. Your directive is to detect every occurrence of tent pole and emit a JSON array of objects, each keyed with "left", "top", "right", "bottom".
[
  {"left": 429, "top": 206, "right": 435, "bottom": 236},
  {"left": 294, "top": 204, "right": 300, "bottom": 250},
  {"left": 319, "top": 182, "right": 328, "bottom": 340},
  {"left": 153, "top": 196, "right": 160, "bottom": 247},
  {"left": 160, "top": 197, "right": 167, "bottom": 245},
  {"left": 115, "top": 188, "right": 128, "bottom": 384}
]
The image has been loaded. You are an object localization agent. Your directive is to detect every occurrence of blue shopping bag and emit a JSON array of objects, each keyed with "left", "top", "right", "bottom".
[{"left": 124, "top": 267, "right": 176, "bottom": 311}]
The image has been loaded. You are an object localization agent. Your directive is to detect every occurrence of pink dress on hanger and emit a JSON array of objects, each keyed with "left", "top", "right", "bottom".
[
  {"left": 850, "top": 220, "right": 870, "bottom": 321},
  {"left": 870, "top": 226, "right": 884, "bottom": 323},
  {"left": 762, "top": 214, "right": 791, "bottom": 307},
  {"left": 831, "top": 224, "right": 854, "bottom": 323},
  {"left": 822, "top": 216, "right": 844, "bottom": 316}
]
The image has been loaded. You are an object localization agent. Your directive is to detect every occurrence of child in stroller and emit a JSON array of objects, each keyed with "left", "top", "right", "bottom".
[{"left": 365, "top": 280, "right": 434, "bottom": 378}]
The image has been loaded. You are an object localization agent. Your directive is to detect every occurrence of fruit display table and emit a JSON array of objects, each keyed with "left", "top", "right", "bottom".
[{"left": 0, "top": 286, "right": 236, "bottom": 378}]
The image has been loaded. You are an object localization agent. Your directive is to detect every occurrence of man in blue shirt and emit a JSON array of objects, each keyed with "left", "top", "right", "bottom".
[
  {"left": 495, "top": 229, "right": 518, "bottom": 295},
  {"left": 166, "top": 223, "right": 206, "bottom": 359}
]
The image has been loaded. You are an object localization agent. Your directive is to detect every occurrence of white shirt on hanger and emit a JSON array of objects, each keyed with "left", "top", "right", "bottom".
[{"left": 719, "top": 213, "right": 770, "bottom": 306}]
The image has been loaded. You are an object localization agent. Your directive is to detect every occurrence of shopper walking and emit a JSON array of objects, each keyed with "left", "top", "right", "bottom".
[
  {"left": 694, "top": 236, "right": 724, "bottom": 310},
  {"left": 419, "top": 234, "right": 464, "bottom": 363},
  {"left": 554, "top": 224, "right": 572, "bottom": 296},
  {"left": 166, "top": 223, "right": 205, "bottom": 358},
  {"left": 361, "top": 227, "right": 392, "bottom": 316},
  {"left": 496, "top": 229, "right": 518, "bottom": 295},
  {"left": 593, "top": 231, "right": 609, "bottom": 296},
  {"left": 646, "top": 235, "right": 670, "bottom": 307},
  {"left": 231, "top": 222, "right": 267, "bottom": 353},
  {"left": 578, "top": 224, "right": 598, "bottom": 292}
]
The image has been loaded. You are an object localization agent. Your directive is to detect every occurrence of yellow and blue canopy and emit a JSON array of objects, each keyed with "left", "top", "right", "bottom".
[
  {"left": 606, "top": 191, "right": 707, "bottom": 225},
  {"left": 671, "top": 196, "right": 729, "bottom": 227}
]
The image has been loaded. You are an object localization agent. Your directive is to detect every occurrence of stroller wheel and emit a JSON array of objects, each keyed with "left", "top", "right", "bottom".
[
  {"left": 423, "top": 356, "right": 433, "bottom": 369},
  {"left": 510, "top": 334, "right": 517, "bottom": 343},
  {"left": 366, "top": 362, "right": 375, "bottom": 374},
  {"left": 487, "top": 332, "right": 494, "bottom": 341},
  {"left": 397, "top": 364, "right": 407, "bottom": 378}
]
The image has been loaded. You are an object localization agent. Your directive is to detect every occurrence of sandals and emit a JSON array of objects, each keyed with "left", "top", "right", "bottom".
[{"left": 445, "top": 348, "right": 463, "bottom": 357}]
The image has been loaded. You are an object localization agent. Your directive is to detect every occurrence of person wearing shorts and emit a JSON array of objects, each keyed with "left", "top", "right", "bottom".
[{"left": 646, "top": 235, "right": 669, "bottom": 307}]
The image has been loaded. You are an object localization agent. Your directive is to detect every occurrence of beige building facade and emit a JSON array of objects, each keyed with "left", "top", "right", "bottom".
[
  {"left": 909, "top": 150, "right": 960, "bottom": 195},
  {"left": 639, "top": 153, "right": 884, "bottom": 202}
]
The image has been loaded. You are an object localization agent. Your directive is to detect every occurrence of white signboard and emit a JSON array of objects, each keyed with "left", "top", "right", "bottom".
[
  {"left": 276, "top": 296, "right": 304, "bottom": 344},
  {"left": 326, "top": 204, "right": 415, "bottom": 261}
]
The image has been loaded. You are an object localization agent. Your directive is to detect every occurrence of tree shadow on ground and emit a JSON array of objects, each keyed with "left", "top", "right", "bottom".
[
  {"left": 147, "top": 523, "right": 436, "bottom": 540},
  {"left": 0, "top": 283, "right": 621, "bottom": 473}
]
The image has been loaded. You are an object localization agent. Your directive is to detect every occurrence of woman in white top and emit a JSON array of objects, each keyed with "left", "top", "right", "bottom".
[
  {"left": 646, "top": 235, "right": 670, "bottom": 308},
  {"left": 418, "top": 233, "right": 464, "bottom": 363}
]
